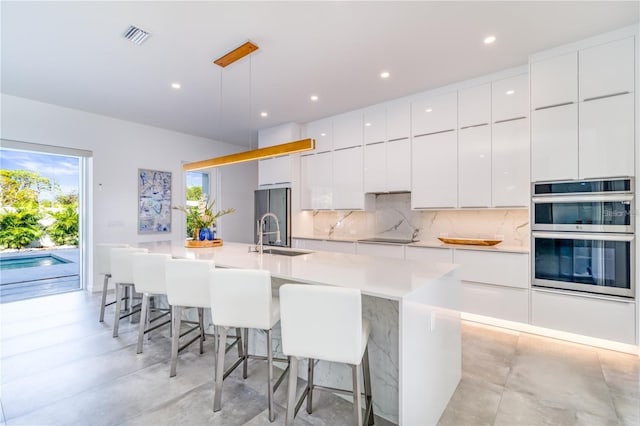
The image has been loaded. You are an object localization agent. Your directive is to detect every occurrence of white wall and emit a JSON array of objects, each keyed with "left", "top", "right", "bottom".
[{"left": 1, "top": 94, "right": 257, "bottom": 290}]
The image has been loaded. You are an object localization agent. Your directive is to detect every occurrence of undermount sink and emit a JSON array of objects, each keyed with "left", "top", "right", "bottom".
[{"left": 261, "top": 248, "right": 312, "bottom": 257}]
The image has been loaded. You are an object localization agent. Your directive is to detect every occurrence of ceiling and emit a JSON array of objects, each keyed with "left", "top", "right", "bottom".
[{"left": 2, "top": 1, "right": 639, "bottom": 147}]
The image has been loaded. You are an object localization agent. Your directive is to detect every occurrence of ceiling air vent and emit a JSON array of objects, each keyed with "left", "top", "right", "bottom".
[{"left": 123, "top": 25, "right": 150, "bottom": 45}]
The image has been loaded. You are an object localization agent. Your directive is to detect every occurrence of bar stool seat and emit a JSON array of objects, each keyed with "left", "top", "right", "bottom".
[
  {"left": 132, "top": 252, "right": 173, "bottom": 354},
  {"left": 95, "top": 243, "right": 129, "bottom": 322},
  {"left": 165, "top": 258, "right": 215, "bottom": 377},
  {"left": 110, "top": 247, "right": 148, "bottom": 338},
  {"left": 279, "top": 284, "right": 374, "bottom": 426},
  {"left": 209, "top": 269, "right": 289, "bottom": 423}
]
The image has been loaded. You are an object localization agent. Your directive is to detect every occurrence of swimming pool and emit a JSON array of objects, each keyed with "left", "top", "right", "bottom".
[{"left": 0, "top": 255, "right": 70, "bottom": 270}]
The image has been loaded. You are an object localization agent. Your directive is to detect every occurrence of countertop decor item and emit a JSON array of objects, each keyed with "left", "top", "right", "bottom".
[
  {"left": 437, "top": 237, "right": 502, "bottom": 246},
  {"left": 185, "top": 239, "right": 223, "bottom": 248},
  {"left": 173, "top": 197, "right": 235, "bottom": 240}
]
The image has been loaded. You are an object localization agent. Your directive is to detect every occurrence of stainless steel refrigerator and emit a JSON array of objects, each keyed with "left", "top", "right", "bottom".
[{"left": 254, "top": 188, "right": 291, "bottom": 247}]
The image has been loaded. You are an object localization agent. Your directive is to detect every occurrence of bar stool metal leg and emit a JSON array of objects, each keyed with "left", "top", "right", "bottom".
[
  {"left": 267, "top": 329, "right": 275, "bottom": 422},
  {"left": 352, "top": 363, "right": 363, "bottom": 426},
  {"left": 112, "top": 283, "right": 123, "bottom": 337},
  {"left": 170, "top": 305, "right": 182, "bottom": 377},
  {"left": 285, "top": 356, "right": 299, "bottom": 426},
  {"left": 136, "top": 293, "right": 150, "bottom": 354},
  {"left": 243, "top": 328, "right": 249, "bottom": 379},
  {"left": 214, "top": 326, "right": 228, "bottom": 412},
  {"left": 198, "top": 307, "right": 205, "bottom": 354},
  {"left": 362, "top": 346, "right": 374, "bottom": 425},
  {"left": 307, "top": 358, "right": 315, "bottom": 414},
  {"left": 99, "top": 274, "right": 110, "bottom": 322}
]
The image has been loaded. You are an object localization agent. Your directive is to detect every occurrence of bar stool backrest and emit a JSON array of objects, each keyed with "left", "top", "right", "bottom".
[
  {"left": 95, "top": 243, "right": 129, "bottom": 275},
  {"left": 209, "top": 269, "right": 272, "bottom": 330},
  {"left": 165, "top": 258, "right": 215, "bottom": 309},
  {"left": 132, "top": 253, "right": 171, "bottom": 295},
  {"left": 279, "top": 284, "right": 363, "bottom": 365},
  {"left": 110, "top": 247, "right": 148, "bottom": 284}
]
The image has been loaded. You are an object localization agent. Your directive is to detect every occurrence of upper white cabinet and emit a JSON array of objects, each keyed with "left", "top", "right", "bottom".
[
  {"left": 531, "top": 103, "right": 579, "bottom": 181},
  {"left": 412, "top": 91, "right": 457, "bottom": 136},
  {"left": 386, "top": 138, "right": 411, "bottom": 192},
  {"left": 579, "top": 37, "right": 635, "bottom": 101},
  {"left": 492, "top": 118, "right": 530, "bottom": 206},
  {"left": 258, "top": 157, "right": 292, "bottom": 186},
  {"left": 458, "top": 124, "right": 491, "bottom": 208},
  {"left": 364, "top": 142, "right": 386, "bottom": 193},
  {"left": 579, "top": 93, "right": 634, "bottom": 179},
  {"left": 411, "top": 131, "right": 458, "bottom": 209},
  {"left": 386, "top": 100, "right": 411, "bottom": 141},
  {"left": 305, "top": 118, "right": 333, "bottom": 153},
  {"left": 300, "top": 153, "right": 332, "bottom": 210},
  {"left": 531, "top": 52, "right": 578, "bottom": 109},
  {"left": 333, "top": 110, "right": 363, "bottom": 150},
  {"left": 458, "top": 84, "right": 491, "bottom": 128},
  {"left": 492, "top": 74, "right": 529, "bottom": 122},
  {"left": 363, "top": 105, "right": 386, "bottom": 144},
  {"left": 333, "top": 146, "right": 366, "bottom": 209}
]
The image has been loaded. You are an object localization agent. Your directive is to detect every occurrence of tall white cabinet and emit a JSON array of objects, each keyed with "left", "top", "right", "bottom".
[{"left": 531, "top": 34, "right": 635, "bottom": 181}]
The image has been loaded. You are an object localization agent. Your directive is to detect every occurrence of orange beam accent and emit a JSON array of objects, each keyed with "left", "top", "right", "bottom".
[
  {"left": 213, "top": 41, "right": 259, "bottom": 67},
  {"left": 183, "top": 138, "right": 316, "bottom": 171}
]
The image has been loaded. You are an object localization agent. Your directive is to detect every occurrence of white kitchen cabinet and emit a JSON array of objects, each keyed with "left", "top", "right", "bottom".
[
  {"left": 531, "top": 51, "right": 578, "bottom": 109},
  {"left": 411, "top": 131, "right": 458, "bottom": 209},
  {"left": 458, "top": 124, "right": 491, "bottom": 208},
  {"left": 356, "top": 242, "right": 405, "bottom": 259},
  {"left": 258, "top": 156, "right": 292, "bottom": 186},
  {"left": 293, "top": 238, "right": 357, "bottom": 254},
  {"left": 454, "top": 250, "right": 529, "bottom": 289},
  {"left": 386, "top": 100, "right": 410, "bottom": 141},
  {"left": 333, "top": 110, "right": 363, "bottom": 150},
  {"left": 461, "top": 282, "right": 529, "bottom": 324},
  {"left": 386, "top": 138, "right": 411, "bottom": 192},
  {"left": 531, "top": 103, "right": 578, "bottom": 182},
  {"left": 412, "top": 91, "right": 458, "bottom": 136},
  {"left": 579, "top": 36, "right": 635, "bottom": 101},
  {"left": 405, "top": 246, "right": 453, "bottom": 263},
  {"left": 532, "top": 290, "right": 636, "bottom": 344},
  {"left": 492, "top": 74, "right": 529, "bottom": 122},
  {"left": 364, "top": 142, "right": 386, "bottom": 193},
  {"left": 258, "top": 122, "right": 301, "bottom": 148},
  {"left": 492, "top": 117, "right": 530, "bottom": 207},
  {"left": 305, "top": 118, "right": 333, "bottom": 153},
  {"left": 458, "top": 83, "right": 491, "bottom": 128},
  {"left": 332, "top": 147, "right": 365, "bottom": 209},
  {"left": 300, "top": 153, "right": 332, "bottom": 210},
  {"left": 363, "top": 106, "right": 386, "bottom": 144},
  {"left": 579, "top": 93, "right": 634, "bottom": 179}
]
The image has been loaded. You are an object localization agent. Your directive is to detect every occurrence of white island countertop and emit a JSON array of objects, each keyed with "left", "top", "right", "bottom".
[{"left": 140, "top": 240, "right": 459, "bottom": 302}]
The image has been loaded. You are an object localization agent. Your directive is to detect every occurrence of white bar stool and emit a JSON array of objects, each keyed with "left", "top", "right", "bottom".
[
  {"left": 131, "top": 252, "right": 173, "bottom": 354},
  {"left": 110, "top": 247, "right": 148, "bottom": 338},
  {"left": 279, "top": 284, "right": 374, "bottom": 426},
  {"left": 95, "top": 243, "right": 129, "bottom": 322},
  {"left": 209, "top": 269, "right": 289, "bottom": 422},
  {"left": 165, "top": 258, "right": 215, "bottom": 378}
]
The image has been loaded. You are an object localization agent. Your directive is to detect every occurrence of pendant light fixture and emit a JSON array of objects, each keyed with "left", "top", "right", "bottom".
[{"left": 183, "top": 40, "right": 315, "bottom": 171}]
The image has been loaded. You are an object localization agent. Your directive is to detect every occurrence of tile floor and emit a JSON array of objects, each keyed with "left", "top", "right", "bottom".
[{"left": 0, "top": 290, "right": 638, "bottom": 426}]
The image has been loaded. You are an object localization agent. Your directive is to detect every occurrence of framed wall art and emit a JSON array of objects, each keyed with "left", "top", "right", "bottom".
[{"left": 138, "top": 168, "right": 172, "bottom": 234}]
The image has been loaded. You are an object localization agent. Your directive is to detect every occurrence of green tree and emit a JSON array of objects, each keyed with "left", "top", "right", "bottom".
[
  {"left": 0, "top": 169, "right": 55, "bottom": 207},
  {"left": 0, "top": 207, "right": 43, "bottom": 249},
  {"left": 47, "top": 204, "right": 79, "bottom": 246},
  {"left": 186, "top": 186, "right": 202, "bottom": 201}
]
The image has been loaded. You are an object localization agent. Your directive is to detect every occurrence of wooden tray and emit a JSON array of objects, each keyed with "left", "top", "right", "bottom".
[
  {"left": 185, "top": 239, "right": 223, "bottom": 248},
  {"left": 437, "top": 237, "right": 502, "bottom": 246}
]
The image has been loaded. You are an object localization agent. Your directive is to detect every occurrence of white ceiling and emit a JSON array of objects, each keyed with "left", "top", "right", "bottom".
[{"left": 2, "top": 1, "right": 639, "bottom": 147}]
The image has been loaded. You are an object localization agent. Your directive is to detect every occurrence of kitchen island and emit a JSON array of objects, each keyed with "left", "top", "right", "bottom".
[{"left": 140, "top": 240, "right": 461, "bottom": 425}]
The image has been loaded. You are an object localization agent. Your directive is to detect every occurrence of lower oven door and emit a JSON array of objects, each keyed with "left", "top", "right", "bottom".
[{"left": 532, "top": 232, "right": 634, "bottom": 298}]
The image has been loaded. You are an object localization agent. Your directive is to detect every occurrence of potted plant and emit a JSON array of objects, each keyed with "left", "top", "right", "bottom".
[{"left": 173, "top": 197, "right": 235, "bottom": 241}]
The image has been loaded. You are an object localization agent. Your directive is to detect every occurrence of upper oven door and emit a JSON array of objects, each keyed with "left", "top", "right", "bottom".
[{"left": 532, "top": 194, "right": 634, "bottom": 233}]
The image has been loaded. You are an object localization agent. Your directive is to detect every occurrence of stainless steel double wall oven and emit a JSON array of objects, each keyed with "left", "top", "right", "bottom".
[{"left": 532, "top": 178, "right": 635, "bottom": 298}]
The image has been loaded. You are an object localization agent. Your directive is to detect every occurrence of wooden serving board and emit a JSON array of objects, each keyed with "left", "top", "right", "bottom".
[
  {"left": 437, "top": 237, "right": 502, "bottom": 246},
  {"left": 185, "top": 239, "right": 223, "bottom": 248}
]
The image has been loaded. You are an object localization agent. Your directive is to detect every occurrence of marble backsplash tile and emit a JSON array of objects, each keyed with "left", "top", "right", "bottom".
[{"left": 301, "top": 193, "right": 530, "bottom": 247}]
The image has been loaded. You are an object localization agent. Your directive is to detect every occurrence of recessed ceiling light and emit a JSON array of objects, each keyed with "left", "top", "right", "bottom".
[
  {"left": 484, "top": 35, "right": 496, "bottom": 45},
  {"left": 171, "top": 82, "right": 181, "bottom": 89},
  {"left": 425, "top": 108, "right": 433, "bottom": 113},
  {"left": 310, "top": 95, "right": 319, "bottom": 102},
  {"left": 364, "top": 122, "right": 372, "bottom": 127},
  {"left": 380, "top": 71, "right": 390, "bottom": 79},
  {"left": 260, "top": 112, "right": 268, "bottom": 117},
  {"left": 320, "top": 133, "right": 327, "bottom": 137},
  {"left": 505, "top": 90, "right": 515, "bottom": 95}
]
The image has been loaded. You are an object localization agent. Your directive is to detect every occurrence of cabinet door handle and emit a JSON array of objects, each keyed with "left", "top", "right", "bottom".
[
  {"left": 414, "top": 129, "right": 456, "bottom": 138},
  {"left": 365, "top": 141, "right": 385, "bottom": 146},
  {"left": 388, "top": 137, "right": 409, "bottom": 142},
  {"left": 460, "top": 123, "right": 489, "bottom": 130},
  {"left": 583, "top": 92, "right": 630, "bottom": 102},
  {"left": 534, "top": 102, "right": 574, "bottom": 111},
  {"left": 494, "top": 116, "right": 527, "bottom": 124}
]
